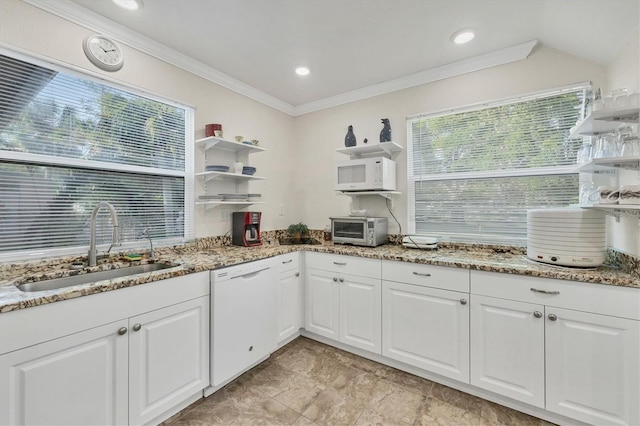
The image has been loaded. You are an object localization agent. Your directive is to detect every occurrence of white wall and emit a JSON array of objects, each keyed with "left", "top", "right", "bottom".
[
  {"left": 604, "top": 28, "right": 640, "bottom": 256},
  {"left": 293, "top": 45, "right": 609, "bottom": 234},
  {"left": 0, "top": 0, "right": 298, "bottom": 238}
]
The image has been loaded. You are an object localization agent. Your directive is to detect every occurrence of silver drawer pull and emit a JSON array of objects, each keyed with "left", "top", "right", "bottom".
[
  {"left": 282, "top": 259, "right": 293, "bottom": 264},
  {"left": 413, "top": 272, "right": 432, "bottom": 277},
  {"left": 333, "top": 262, "right": 347, "bottom": 266},
  {"left": 530, "top": 288, "right": 560, "bottom": 295}
]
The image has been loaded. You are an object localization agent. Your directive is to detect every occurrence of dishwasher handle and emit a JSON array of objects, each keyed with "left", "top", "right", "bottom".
[{"left": 230, "top": 265, "right": 270, "bottom": 279}]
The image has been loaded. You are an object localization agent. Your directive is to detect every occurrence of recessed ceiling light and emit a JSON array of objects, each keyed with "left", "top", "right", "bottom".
[
  {"left": 113, "top": 0, "right": 143, "bottom": 11},
  {"left": 295, "top": 67, "right": 310, "bottom": 76},
  {"left": 451, "top": 28, "right": 475, "bottom": 45}
]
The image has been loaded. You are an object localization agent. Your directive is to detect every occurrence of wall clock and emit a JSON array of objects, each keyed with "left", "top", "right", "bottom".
[{"left": 83, "top": 34, "right": 124, "bottom": 72}]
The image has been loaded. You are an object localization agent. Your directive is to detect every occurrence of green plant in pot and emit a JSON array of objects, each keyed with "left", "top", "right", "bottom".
[{"left": 287, "top": 222, "right": 309, "bottom": 243}]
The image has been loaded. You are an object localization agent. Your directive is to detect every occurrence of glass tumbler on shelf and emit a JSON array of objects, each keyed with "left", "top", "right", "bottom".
[{"left": 620, "top": 136, "right": 639, "bottom": 157}]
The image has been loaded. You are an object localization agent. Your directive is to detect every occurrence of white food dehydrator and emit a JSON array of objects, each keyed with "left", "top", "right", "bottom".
[{"left": 527, "top": 208, "right": 606, "bottom": 267}]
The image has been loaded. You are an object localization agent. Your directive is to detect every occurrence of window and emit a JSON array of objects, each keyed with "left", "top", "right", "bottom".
[
  {"left": 0, "top": 51, "right": 194, "bottom": 259},
  {"left": 407, "top": 83, "right": 588, "bottom": 244}
]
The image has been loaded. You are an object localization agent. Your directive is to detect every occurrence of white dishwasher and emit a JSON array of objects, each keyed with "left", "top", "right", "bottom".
[{"left": 208, "top": 259, "right": 277, "bottom": 391}]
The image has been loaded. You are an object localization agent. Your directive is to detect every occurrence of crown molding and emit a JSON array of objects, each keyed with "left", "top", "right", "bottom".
[
  {"left": 21, "top": 0, "right": 296, "bottom": 116},
  {"left": 22, "top": 1, "right": 536, "bottom": 118},
  {"left": 292, "top": 40, "right": 538, "bottom": 116}
]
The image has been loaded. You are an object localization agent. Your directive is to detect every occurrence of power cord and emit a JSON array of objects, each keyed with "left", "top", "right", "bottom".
[{"left": 385, "top": 198, "right": 437, "bottom": 249}]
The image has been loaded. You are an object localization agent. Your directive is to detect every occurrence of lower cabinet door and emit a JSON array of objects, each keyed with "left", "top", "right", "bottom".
[
  {"left": 305, "top": 268, "right": 340, "bottom": 340},
  {"left": 277, "top": 268, "right": 302, "bottom": 344},
  {"left": 545, "top": 307, "right": 640, "bottom": 426},
  {"left": 0, "top": 319, "right": 129, "bottom": 426},
  {"left": 470, "top": 295, "right": 545, "bottom": 408},
  {"left": 339, "top": 273, "right": 381, "bottom": 354},
  {"left": 382, "top": 281, "right": 470, "bottom": 382},
  {"left": 129, "top": 296, "right": 210, "bottom": 425}
]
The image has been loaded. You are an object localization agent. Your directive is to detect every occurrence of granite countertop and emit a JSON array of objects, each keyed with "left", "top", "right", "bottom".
[{"left": 0, "top": 241, "right": 638, "bottom": 314}]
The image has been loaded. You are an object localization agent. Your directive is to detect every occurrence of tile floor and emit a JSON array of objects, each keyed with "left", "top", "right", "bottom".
[{"left": 163, "top": 337, "right": 555, "bottom": 425}]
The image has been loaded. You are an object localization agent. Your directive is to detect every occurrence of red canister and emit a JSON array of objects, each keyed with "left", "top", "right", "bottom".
[{"left": 205, "top": 123, "right": 222, "bottom": 137}]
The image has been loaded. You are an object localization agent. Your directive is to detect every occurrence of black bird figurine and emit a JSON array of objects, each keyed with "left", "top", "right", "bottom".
[
  {"left": 345, "top": 125, "right": 356, "bottom": 147},
  {"left": 380, "top": 118, "right": 391, "bottom": 142}
]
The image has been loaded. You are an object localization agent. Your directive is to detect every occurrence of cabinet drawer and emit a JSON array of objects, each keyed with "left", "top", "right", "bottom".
[
  {"left": 382, "top": 260, "right": 469, "bottom": 293},
  {"left": 305, "top": 252, "right": 381, "bottom": 279},
  {"left": 471, "top": 270, "right": 640, "bottom": 320},
  {"left": 275, "top": 252, "right": 299, "bottom": 271}
]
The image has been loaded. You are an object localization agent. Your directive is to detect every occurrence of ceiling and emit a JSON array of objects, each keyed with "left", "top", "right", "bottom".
[{"left": 53, "top": 0, "right": 640, "bottom": 112}]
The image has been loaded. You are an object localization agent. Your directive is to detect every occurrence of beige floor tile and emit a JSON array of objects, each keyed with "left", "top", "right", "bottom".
[
  {"left": 292, "top": 415, "right": 319, "bottom": 425},
  {"left": 479, "top": 400, "right": 556, "bottom": 426},
  {"left": 302, "top": 386, "right": 369, "bottom": 426},
  {"left": 414, "top": 397, "right": 482, "bottom": 426},
  {"left": 163, "top": 337, "right": 555, "bottom": 426}
]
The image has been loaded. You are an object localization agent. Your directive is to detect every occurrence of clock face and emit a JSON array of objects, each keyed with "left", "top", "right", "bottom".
[{"left": 83, "top": 35, "right": 124, "bottom": 72}]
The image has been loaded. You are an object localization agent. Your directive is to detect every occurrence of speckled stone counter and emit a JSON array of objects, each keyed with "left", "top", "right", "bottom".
[{"left": 0, "top": 239, "right": 638, "bottom": 314}]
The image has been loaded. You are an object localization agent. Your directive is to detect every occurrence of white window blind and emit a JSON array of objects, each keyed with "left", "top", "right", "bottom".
[
  {"left": 407, "top": 83, "right": 588, "bottom": 244},
  {"left": 0, "top": 51, "right": 194, "bottom": 258}
]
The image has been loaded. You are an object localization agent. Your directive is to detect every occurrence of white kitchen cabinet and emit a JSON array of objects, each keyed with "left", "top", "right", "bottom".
[
  {"left": 470, "top": 295, "right": 545, "bottom": 407},
  {"left": 471, "top": 270, "right": 640, "bottom": 426},
  {"left": 382, "top": 280, "right": 469, "bottom": 383},
  {"left": 305, "top": 253, "right": 382, "bottom": 354},
  {"left": 211, "top": 260, "right": 278, "bottom": 388},
  {"left": 305, "top": 268, "right": 341, "bottom": 340},
  {"left": 0, "top": 319, "right": 129, "bottom": 426},
  {"left": 129, "top": 296, "right": 209, "bottom": 425},
  {"left": 0, "top": 272, "right": 210, "bottom": 426},
  {"left": 276, "top": 252, "right": 303, "bottom": 344},
  {"left": 545, "top": 307, "right": 640, "bottom": 426}
]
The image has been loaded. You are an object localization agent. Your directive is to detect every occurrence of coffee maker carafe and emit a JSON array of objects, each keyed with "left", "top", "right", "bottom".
[{"left": 232, "top": 212, "right": 262, "bottom": 247}]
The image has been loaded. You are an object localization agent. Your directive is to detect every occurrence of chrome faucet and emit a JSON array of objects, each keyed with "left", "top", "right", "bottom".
[
  {"left": 88, "top": 202, "right": 120, "bottom": 267},
  {"left": 142, "top": 229, "right": 155, "bottom": 262}
]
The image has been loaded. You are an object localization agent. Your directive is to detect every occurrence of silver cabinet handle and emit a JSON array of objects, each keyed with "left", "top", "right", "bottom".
[
  {"left": 295, "top": 272, "right": 300, "bottom": 277},
  {"left": 282, "top": 259, "right": 293, "bottom": 264},
  {"left": 133, "top": 324, "right": 142, "bottom": 332},
  {"left": 333, "top": 277, "right": 338, "bottom": 282},
  {"left": 117, "top": 327, "right": 127, "bottom": 335},
  {"left": 533, "top": 311, "right": 543, "bottom": 318},
  {"left": 459, "top": 299, "right": 467, "bottom": 305},
  {"left": 249, "top": 346, "right": 253, "bottom": 352},
  {"left": 548, "top": 314, "right": 558, "bottom": 321},
  {"left": 333, "top": 262, "right": 347, "bottom": 266},
  {"left": 530, "top": 288, "right": 560, "bottom": 295},
  {"left": 339, "top": 278, "right": 344, "bottom": 282},
  {"left": 413, "top": 272, "right": 432, "bottom": 277}
]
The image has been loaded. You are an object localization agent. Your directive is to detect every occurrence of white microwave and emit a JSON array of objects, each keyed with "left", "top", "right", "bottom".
[{"left": 335, "top": 157, "right": 396, "bottom": 191}]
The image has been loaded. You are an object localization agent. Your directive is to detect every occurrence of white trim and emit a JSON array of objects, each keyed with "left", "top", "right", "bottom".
[
  {"left": 294, "top": 40, "right": 539, "bottom": 116},
  {"left": 19, "top": 1, "right": 538, "bottom": 117},
  {"left": 0, "top": 151, "right": 187, "bottom": 177},
  {"left": 410, "top": 166, "right": 578, "bottom": 182}
]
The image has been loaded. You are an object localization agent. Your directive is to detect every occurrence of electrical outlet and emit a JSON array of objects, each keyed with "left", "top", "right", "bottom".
[{"left": 220, "top": 209, "right": 231, "bottom": 221}]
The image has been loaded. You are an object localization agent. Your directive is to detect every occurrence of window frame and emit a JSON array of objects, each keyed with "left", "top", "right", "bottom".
[
  {"left": 406, "top": 82, "right": 590, "bottom": 242},
  {"left": 0, "top": 47, "right": 194, "bottom": 262}
]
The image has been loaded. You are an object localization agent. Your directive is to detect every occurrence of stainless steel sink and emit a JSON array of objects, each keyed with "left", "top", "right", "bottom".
[{"left": 17, "top": 263, "right": 176, "bottom": 293}]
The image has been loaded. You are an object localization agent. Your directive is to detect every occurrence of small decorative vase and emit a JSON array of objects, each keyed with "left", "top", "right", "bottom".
[
  {"left": 345, "top": 125, "right": 356, "bottom": 147},
  {"left": 380, "top": 118, "right": 391, "bottom": 142}
]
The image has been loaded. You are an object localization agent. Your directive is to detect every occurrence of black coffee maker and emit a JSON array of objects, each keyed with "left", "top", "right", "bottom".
[{"left": 232, "top": 212, "right": 262, "bottom": 247}]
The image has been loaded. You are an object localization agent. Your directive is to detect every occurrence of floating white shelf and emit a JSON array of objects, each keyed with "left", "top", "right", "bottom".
[
  {"left": 195, "top": 136, "right": 266, "bottom": 154},
  {"left": 336, "top": 190, "right": 401, "bottom": 200},
  {"left": 195, "top": 170, "right": 266, "bottom": 183},
  {"left": 569, "top": 106, "right": 639, "bottom": 138},
  {"left": 336, "top": 141, "right": 403, "bottom": 158},
  {"left": 196, "top": 201, "right": 265, "bottom": 211},
  {"left": 576, "top": 156, "right": 640, "bottom": 172}
]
